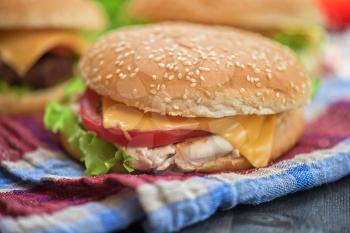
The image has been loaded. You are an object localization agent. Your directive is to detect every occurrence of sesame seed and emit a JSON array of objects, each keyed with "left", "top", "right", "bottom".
[
  {"left": 155, "top": 56, "right": 163, "bottom": 62},
  {"left": 164, "top": 97, "right": 171, "bottom": 103},
  {"left": 246, "top": 75, "right": 251, "bottom": 82},
  {"left": 152, "top": 75, "right": 157, "bottom": 80},
  {"left": 150, "top": 89, "right": 157, "bottom": 95},
  {"left": 199, "top": 67, "right": 210, "bottom": 72},
  {"left": 240, "top": 88, "right": 246, "bottom": 93},
  {"left": 267, "top": 72, "right": 273, "bottom": 80},
  {"left": 190, "top": 83, "right": 197, "bottom": 87},
  {"left": 184, "top": 61, "right": 192, "bottom": 66},
  {"left": 106, "top": 74, "right": 113, "bottom": 79},
  {"left": 226, "top": 62, "right": 233, "bottom": 68},
  {"left": 200, "top": 76, "right": 205, "bottom": 81},
  {"left": 119, "top": 73, "right": 126, "bottom": 79}
]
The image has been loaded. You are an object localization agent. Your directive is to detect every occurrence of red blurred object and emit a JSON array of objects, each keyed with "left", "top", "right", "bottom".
[
  {"left": 318, "top": 0, "right": 350, "bottom": 29},
  {"left": 49, "top": 45, "right": 75, "bottom": 56}
]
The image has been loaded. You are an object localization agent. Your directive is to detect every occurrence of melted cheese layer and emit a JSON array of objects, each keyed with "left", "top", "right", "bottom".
[
  {"left": 0, "top": 30, "right": 88, "bottom": 75},
  {"left": 102, "top": 97, "right": 277, "bottom": 168}
]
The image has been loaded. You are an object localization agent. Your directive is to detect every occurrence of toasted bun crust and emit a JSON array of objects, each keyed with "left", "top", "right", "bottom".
[
  {"left": 0, "top": 0, "right": 107, "bottom": 30},
  {"left": 127, "top": 0, "right": 324, "bottom": 30},
  {"left": 61, "top": 109, "right": 304, "bottom": 173},
  {"left": 0, "top": 82, "right": 66, "bottom": 115},
  {"left": 80, "top": 22, "right": 310, "bottom": 118}
]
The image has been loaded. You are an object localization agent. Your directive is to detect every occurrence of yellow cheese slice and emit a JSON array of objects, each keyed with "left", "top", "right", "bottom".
[
  {"left": 0, "top": 30, "right": 88, "bottom": 75},
  {"left": 102, "top": 97, "right": 277, "bottom": 168}
]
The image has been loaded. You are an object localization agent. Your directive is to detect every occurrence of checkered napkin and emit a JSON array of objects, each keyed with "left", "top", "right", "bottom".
[{"left": 0, "top": 78, "right": 350, "bottom": 233}]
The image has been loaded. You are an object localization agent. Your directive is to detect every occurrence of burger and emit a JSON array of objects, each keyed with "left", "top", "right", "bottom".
[
  {"left": 127, "top": 0, "right": 325, "bottom": 96},
  {"left": 0, "top": 0, "right": 106, "bottom": 115},
  {"left": 44, "top": 23, "right": 310, "bottom": 175}
]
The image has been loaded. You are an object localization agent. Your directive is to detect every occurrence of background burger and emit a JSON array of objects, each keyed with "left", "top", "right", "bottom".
[
  {"left": 45, "top": 23, "right": 310, "bottom": 175},
  {"left": 127, "top": 0, "right": 325, "bottom": 96},
  {"left": 0, "top": 0, "right": 106, "bottom": 115}
]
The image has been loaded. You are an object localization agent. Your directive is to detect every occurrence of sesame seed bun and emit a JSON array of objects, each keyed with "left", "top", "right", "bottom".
[
  {"left": 127, "top": 0, "right": 324, "bottom": 31},
  {"left": 0, "top": 82, "right": 66, "bottom": 116},
  {"left": 0, "top": 0, "right": 107, "bottom": 30},
  {"left": 80, "top": 22, "right": 310, "bottom": 118},
  {"left": 60, "top": 108, "right": 304, "bottom": 173}
]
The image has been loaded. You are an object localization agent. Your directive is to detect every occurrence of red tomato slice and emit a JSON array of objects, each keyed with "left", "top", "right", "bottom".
[{"left": 80, "top": 89, "right": 211, "bottom": 148}]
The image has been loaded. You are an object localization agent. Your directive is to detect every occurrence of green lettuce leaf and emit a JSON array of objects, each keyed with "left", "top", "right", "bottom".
[
  {"left": 274, "top": 33, "right": 310, "bottom": 52},
  {"left": 63, "top": 76, "right": 86, "bottom": 101},
  {"left": 82, "top": 0, "right": 146, "bottom": 42},
  {"left": 274, "top": 25, "right": 326, "bottom": 53},
  {"left": 44, "top": 102, "right": 133, "bottom": 175},
  {"left": 115, "top": 150, "right": 134, "bottom": 173},
  {"left": 311, "top": 77, "right": 321, "bottom": 98},
  {"left": 0, "top": 80, "right": 32, "bottom": 96}
]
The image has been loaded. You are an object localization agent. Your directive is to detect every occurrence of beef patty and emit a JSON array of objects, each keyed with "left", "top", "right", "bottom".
[{"left": 0, "top": 53, "right": 74, "bottom": 89}]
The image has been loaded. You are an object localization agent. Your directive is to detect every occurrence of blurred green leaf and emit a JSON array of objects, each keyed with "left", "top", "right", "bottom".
[
  {"left": 98, "top": 0, "right": 139, "bottom": 29},
  {"left": 274, "top": 33, "right": 310, "bottom": 52},
  {"left": 0, "top": 80, "right": 32, "bottom": 96},
  {"left": 63, "top": 76, "right": 86, "bottom": 101},
  {"left": 83, "top": 0, "right": 144, "bottom": 41}
]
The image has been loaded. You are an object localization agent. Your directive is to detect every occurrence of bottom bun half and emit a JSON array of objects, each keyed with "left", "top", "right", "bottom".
[
  {"left": 0, "top": 83, "right": 66, "bottom": 116},
  {"left": 61, "top": 108, "right": 304, "bottom": 173}
]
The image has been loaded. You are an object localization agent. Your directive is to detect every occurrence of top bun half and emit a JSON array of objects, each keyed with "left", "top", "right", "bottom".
[
  {"left": 80, "top": 22, "right": 310, "bottom": 118},
  {"left": 127, "top": 0, "right": 324, "bottom": 31},
  {"left": 0, "top": 0, "right": 107, "bottom": 30}
]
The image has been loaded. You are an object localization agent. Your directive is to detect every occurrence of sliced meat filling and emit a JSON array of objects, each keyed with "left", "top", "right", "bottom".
[
  {"left": 0, "top": 53, "right": 74, "bottom": 89},
  {"left": 124, "top": 135, "right": 240, "bottom": 172}
]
